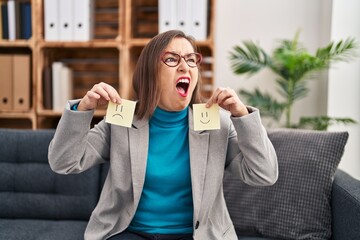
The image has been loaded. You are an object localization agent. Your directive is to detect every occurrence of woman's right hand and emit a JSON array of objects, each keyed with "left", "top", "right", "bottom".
[{"left": 77, "top": 82, "right": 122, "bottom": 111}]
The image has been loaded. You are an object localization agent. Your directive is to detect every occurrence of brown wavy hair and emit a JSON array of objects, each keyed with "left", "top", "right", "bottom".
[{"left": 132, "top": 30, "right": 202, "bottom": 119}]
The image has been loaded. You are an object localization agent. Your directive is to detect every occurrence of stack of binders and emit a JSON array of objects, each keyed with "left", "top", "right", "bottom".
[
  {"left": 158, "top": 0, "right": 208, "bottom": 41},
  {"left": 0, "top": 0, "right": 32, "bottom": 40},
  {"left": 42, "top": 62, "right": 73, "bottom": 111},
  {"left": 44, "top": 0, "right": 94, "bottom": 41},
  {"left": 0, "top": 54, "right": 31, "bottom": 111}
]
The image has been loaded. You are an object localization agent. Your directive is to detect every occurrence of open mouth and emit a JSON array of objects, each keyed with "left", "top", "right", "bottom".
[{"left": 176, "top": 77, "right": 190, "bottom": 97}]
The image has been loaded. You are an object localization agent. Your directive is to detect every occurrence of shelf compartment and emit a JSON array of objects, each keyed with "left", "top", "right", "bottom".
[
  {"left": 130, "top": 0, "right": 158, "bottom": 39},
  {"left": 38, "top": 47, "right": 120, "bottom": 111},
  {"left": 94, "top": 0, "right": 122, "bottom": 40}
]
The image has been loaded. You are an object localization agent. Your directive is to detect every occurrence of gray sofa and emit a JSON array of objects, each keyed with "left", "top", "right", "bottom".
[{"left": 0, "top": 128, "right": 359, "bottom": 240}]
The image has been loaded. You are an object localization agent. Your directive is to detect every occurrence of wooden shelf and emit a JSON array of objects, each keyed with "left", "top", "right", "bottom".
[
  {"left": 37, "top": 109, "right": 106, "bottom": 117},
  {"left": 0, "top": 0, "right": 215, "bottom": 129},
  {"left": 38, "top": 40, "right": 122, "bottom": 49}
]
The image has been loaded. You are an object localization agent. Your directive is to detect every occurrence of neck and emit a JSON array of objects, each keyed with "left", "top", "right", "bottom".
[{"left": 150, "top": 107, "right": 188, "bottom": 128}]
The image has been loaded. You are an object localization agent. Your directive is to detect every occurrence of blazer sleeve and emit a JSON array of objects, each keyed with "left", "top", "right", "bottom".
[
  {"left": 225, "top": 107, "right": 278, "bottom": 186},
  {"left": 48, "top": 100, "right": 111, "bottom": 174}
]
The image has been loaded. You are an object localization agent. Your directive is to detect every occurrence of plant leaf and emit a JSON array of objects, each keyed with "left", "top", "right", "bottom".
[
  {"left": 229, "top": 41, "right": 272, "bottom": 75},
  {"left": 297, "top": 116, "right": 357, "bottom": 130},
  {"left": 239, "top": 89, "right": 285, "bottom": 120},
  {"left": 316, "top": 38, "right": 358, "bottom": 64}
]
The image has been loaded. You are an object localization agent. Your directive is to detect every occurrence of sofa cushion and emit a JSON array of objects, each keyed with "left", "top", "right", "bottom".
[
  {"left": 224, "top": 128, "right": 349, "bottom": 240},
  {"left": 0, "top": 219, "right": 87, "bottom": 240},
  {"left": 332, "top": 170, "right": 360, "bottom": 240},
  {"left": 0, "top": 129, "right": 101, "bottom": 220}
]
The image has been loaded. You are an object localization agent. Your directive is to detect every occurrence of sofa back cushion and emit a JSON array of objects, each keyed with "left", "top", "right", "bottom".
[
  {"left": 0, "top": 129, "right": 101, "bottom": 220},
  {"left": 224, "top": 128, "right": 349, "bottom": 240}
]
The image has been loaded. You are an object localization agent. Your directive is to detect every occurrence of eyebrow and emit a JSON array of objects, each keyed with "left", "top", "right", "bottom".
[{"left": 165, "top": 51, "right": 195, "bottom": 55}]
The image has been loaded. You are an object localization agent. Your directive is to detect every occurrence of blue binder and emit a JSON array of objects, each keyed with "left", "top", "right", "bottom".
[
  {"left": 20, "top": 1, "right": 32, "bottom": 39},
  {"left": 1, "top": 2, "right": 9, "bottom": 39}
]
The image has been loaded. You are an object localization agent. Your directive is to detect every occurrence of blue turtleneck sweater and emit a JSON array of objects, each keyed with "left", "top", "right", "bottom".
[{"left": 128, "top": 107, "right": 194, "bottom": 234}]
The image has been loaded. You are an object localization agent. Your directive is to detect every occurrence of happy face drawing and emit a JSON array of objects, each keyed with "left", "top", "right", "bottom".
[
  {"left": 200, "top": 111, "right": 210, "bottom": 124},
  {"left": 193, "top": 103, "right": 220, "bottom": 131}
]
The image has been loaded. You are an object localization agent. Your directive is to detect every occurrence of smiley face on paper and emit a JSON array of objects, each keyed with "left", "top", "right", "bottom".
[
  {"left": 105, "top": 100, "right": 136, "bottom": 128},
  {"left": 193, "top": 103, "right": 220, "bottom": 131}
]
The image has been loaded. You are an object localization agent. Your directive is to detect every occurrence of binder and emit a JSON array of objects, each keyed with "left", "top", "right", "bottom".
[
  {"left": 176, "top": 0, "right": 192, "bottom": 35},
  {"left": 42, "top": 66, "right": 53, "bottom": 109},
  {"left": 73, "top": 0, "right": 94, "bottom": 41},
  {"left": 0, "top": 1, "right": 2, "bottom": 39},
  {"left": 190, "top": 0, "right": 208, "bottom": 41},
  {"left": 158, "top": 0, "right": 177, "bottom": 33},
  {"left": 59, "top": 0, "right": 74, "bottom": 41},
  {"left": 20, "top": 1, "right": 32, "bottom": 39},
  {"left": 59, "top": 65, "right": 73, "bottom": 106},
  {"left": 1, "top": 1, "right": 9, "bottom": 39},
  {"left": 44, "top": 0, "right": 59, "bottom": 41},
  {"left": 7, "top": 0, "right": 16, "bottom": 40},
  {"left": 0, "top": 55, "right": 13, "bottom": 110},
  {"left": 52, "top": 62, "right": 64, "bottom": 110},
  {"left": 52, "top": 62, "right": 73, "bottom": 111},
  {"left": 13, "top": 55, "right": 30, "bottom": 111}
]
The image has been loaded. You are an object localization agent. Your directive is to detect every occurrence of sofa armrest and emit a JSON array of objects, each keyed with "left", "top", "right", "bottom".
[{"left": 331, "top": 169, "right": 360, "bottom": 240}]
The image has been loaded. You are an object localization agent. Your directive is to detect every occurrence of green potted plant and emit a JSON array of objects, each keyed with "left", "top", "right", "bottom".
[{"left": 230, "top": 32, "right": 357, "bottom": 130}]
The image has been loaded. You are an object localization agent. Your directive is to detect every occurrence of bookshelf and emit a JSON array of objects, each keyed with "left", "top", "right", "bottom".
[{"left": 0, "top": 0, "right": 216, "bottom": 129}]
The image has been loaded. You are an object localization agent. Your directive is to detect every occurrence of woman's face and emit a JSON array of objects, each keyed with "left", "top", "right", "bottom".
[{"left": 157, "top": 37, "right": 199, "bottom": 112}]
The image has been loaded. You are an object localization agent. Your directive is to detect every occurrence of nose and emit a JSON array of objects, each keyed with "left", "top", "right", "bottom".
[{"left": 177, "top": 57, "right": 190, "bottom": 72}]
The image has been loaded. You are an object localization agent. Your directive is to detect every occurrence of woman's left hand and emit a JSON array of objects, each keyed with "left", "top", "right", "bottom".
[{"left": 206, "top": 87, "right": 249, "bottom": 117}]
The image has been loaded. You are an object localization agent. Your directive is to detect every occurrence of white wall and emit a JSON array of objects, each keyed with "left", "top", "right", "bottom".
[
  {"left": 215, "top": 0, "right": 360, "bottom": 179},
  {"left": 215, "top": 0, "right": 331, "bottom": 126},
  {"left": 328, "top": 0, "right": 360, "bottom": 180}
]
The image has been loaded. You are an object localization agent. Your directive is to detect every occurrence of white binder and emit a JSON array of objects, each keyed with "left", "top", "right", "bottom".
[
  {"left": 73, "top": 0, "right": 94, "bottom": 41},
  {"left": 44, "top": 0, "right": 60, "bottom": 41},
  {"left": 176, "top": 0, "right": 191, "bottom": 35},
  {"left": 59, "top": 0, "right": 73, "bottom": 41},
  {"left": 191, "top": 0, "right": 208, "bottom": 41},
  {"left": 158, "top": 0, "right": 176, "bottom": 33},
  {"left": 52, "top": 62, "right": 64, "bottom": 111},
  {"left": 7, "top": 0, "right": 16, "bottom": 40},
  {"left": 59, "top": 65, "right": 73, "bottom": 105}
]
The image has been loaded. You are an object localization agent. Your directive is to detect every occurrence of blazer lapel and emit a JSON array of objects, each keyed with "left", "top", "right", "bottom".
[
  {"left": 129, "top": 117, "right": 149, "bottom": 206},
  {"left": 188, "top": 108, "right": 209, "bottom": 222}
]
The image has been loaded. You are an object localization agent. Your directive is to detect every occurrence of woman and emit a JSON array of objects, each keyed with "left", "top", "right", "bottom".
[{"left": 48, "top": 30, "right": 278, "bottom": 240}]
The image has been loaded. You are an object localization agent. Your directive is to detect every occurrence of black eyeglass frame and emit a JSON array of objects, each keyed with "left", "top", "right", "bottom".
[{"left": 160, "top": 51, "right": 203, "bottom": 68}]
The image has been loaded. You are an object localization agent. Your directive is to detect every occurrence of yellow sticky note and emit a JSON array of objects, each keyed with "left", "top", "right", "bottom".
[
  {"left": 193, "top": 103, "right": 220, "bottom": 131},
  {"left": 105, "top": 100, "right": 136, "bottom": 128}
]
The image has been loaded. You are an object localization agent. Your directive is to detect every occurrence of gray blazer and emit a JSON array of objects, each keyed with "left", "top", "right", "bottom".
[{"left": 48, "top": 100, "right": 278, "bottom": 240}]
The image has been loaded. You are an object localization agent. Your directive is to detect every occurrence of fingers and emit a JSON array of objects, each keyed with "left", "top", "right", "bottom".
[
  {"left": 206, "top": 87, "right": 248, "bottom": 117},
  {"left": 91, "top": 82, "right": 122, "bottom": 104},
  {"left": 78, "top": 82, "right": 122, "bottom": 111},
  {"left": 206, "top": 87, "right": 236, "bottom": 107}
]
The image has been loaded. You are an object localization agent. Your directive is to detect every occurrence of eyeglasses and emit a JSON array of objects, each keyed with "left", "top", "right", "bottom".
[{"left": 161, "top": 52, "right": 202, "bottom": 68}]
